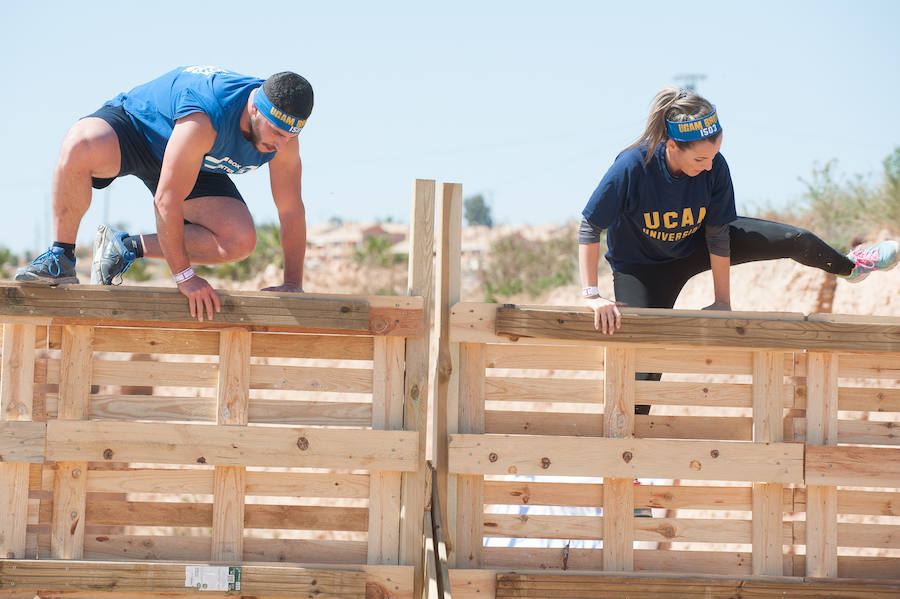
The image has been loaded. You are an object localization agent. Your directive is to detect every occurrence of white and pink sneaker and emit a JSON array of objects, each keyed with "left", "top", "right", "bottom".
[{"left": 844, "top": 240, "right": 899, "bottom": 283}]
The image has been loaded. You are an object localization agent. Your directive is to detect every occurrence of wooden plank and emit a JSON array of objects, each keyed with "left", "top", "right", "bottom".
[
  {"left": 251, "top": 364, "right": 373, "bottom": 393},
  {"left": 51, "top": 461, "right": 87, "bottom": 559},
  {"left": 483, "top": 547, "right": 752, "bottom": 574},
  {"left": 449, "top": 434, "right": 804, "bottom": 483},
  {"left": 484, "top": 481, "right": 788, "bottom": 512},
  {"left": 250, "top": 399, "right": 371, "bottom": 427},
  {"left": 794, "top": 521, "right": 900, "bottom": 550},
  {"left": 806, "top": 445, "right": 900, "bottom": 487},
  {"left": 791, "top": 417, "right": 900, "bottom": 445},
  {"left": 805, "top": 351, "right": 839, "bottom": 579},
  {"left": 73, "top": 468, "right": 369, "bottom": 498},
  {"left": 485, "top": 412, "right": 752, "bottom": 440},
  {"left": 2, "top": 323, "right": 36, "bottom": 421},
  {"left": 837, "top": 351, "right": 900, "bottom": 378},
  {"left": 212, "top": 330, "right": 250, "bottom": 563},
  {"left": 485, "top": 343, "right": 605, "bottom": 370},
  {"left": 434, "top": 181, "right": 463, "bottom": 542},
  {"left": 399, "top": 178, "right": 434, "bottom": 599},
  {"left": 485, "top": 515, "right": 786, "bottom": 546},
  {"left": 495, "top": 305, "right": 900, "bottom": 352},
  {"left": 0, "top": 421, "right": 45, "bottom": 463},
  {"left": 603, "top": 346, "right": 634, "bottom": 572},
  {"left": 47, "top": 421, "right": 419, "bottom": 470},
  {"left": 751, "top": 351, "right": 784, "bottom": 576},
  {"left": 455, "top": 342, "right": 485, "bottom": 569},
  {"left": 369, "top": 336, "right": 405, "bottom": 565},
  {"left": 486, "top": 377, "right": 603, "bottom": 403},
  {"left": 492, "top": 572, "right": 900, "bottom": 599},
  {"left": 0, "top": 284, "right": 374, "bottom": 333},
  {"left": 252, "top": 332, "right": 374, "bottom": 360},
  {"left": 45, "top": 394, "right": 216, "bottom": 422},
  {"left": 0, "top": 559, "right": 368, "bottom": 598},
  {"left": 449, "top": 569, "right": 496, "bottom": 599},
  {"left": 0, "top": 462, "right": 30, "bottom": 558},
  {"left": 61, "top": 326, "right": 221, "bottom": 354},
  {"left": 51, "top": 325, "right": 92, "bottom": 561}
]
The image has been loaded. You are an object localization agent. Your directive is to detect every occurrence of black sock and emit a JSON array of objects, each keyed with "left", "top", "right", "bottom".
[
  {"left": 52, "top": 242, "right": 76, "bottom": 262},
  {"left": 123, "top": 235, "right": 144, "bottom": 258}
]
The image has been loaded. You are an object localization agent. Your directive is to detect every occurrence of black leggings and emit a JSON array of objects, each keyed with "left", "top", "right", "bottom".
[{"left": 615, "top": 217, "right": 853, "bottom": 414}]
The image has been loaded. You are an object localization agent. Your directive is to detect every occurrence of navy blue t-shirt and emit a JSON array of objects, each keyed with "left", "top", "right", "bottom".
[
  {"left": 105, "top": 65, "right": 275, "bottom": 175},
  {"left": 582, "top": 142, "right": 737, "bottom": 270}
]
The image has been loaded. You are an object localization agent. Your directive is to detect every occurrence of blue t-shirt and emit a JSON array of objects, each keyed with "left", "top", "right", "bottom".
[
  {"left": 582, "top": 142, "right": 737, "bottom": 270},
  {"left": 105, "top": 65, "right": 275, "bottom": 174}
]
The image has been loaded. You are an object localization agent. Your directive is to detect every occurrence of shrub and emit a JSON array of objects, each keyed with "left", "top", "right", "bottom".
[{"left": 480, "top": 226, "right": 578, "bottom": 302}]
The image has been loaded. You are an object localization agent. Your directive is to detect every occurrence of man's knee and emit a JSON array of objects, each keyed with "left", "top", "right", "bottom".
[
  {"left": 223, "top": 227, "right": 257, "bottom": 261},
  {"left": 57, "top": 119, "right": 120, "bottom": 177}
]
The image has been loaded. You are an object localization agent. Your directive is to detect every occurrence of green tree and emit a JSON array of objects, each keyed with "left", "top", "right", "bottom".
[{"left": 464, "top": 194, "right": 494, "bottom": 228}]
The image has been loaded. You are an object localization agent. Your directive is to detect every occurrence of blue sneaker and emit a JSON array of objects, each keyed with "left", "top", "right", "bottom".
[
  {"left": 91, "top": 225, "right": 136, "bottom": 285},
  {"left": 844, "top": 240, "right": 899, "bottom": 283},
  {"left": 15, "top": 246, "right": 79, "bottom": 284}
]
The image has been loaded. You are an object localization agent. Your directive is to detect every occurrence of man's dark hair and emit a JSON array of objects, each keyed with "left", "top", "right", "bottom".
[{"left": 263, "top": 72, "right": 314, "bottom": 120}]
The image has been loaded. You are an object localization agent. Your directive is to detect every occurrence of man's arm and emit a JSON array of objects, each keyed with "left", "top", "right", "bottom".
[
  {"left": 264, "top": 136, "right": 306, "bottom": 292},
  {"left": 155, "top": 112, "right": 221, "bottom": 320}
]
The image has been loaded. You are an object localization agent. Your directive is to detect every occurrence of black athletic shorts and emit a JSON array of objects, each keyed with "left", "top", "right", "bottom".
[{"left": 86, "top": 105, "right": 245, "bottom": 204}]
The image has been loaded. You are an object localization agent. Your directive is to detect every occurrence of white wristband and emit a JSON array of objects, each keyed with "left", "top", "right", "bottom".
[
  {"left": 582, "top": 286, "right": 600, "bottom": 298},
  {"left": 174, "top": 267, "right": 195, "bottom": 284}
]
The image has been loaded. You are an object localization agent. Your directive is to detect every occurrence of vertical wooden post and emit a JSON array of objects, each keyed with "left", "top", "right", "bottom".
[
  {"left": 0, "top": 323, "right": 36, "bottom": 558},
  {"left": 401, "top": 179, "right": 435, "bottom": 598},
  {"left": 455, "top": 342, "right": 485, "bottom": 568},
  {"left": 602, "top": 346, "right": 635, "bottom": 571},
  {"left": 211, "top": 330, "right": 251, "bottom": 563},
  {"left": 434, "top": 182, "right": 463, "bottom": 558},
  {"left": 51, "top": 325, "right": 92, "bottom": 559},
  {"left": 369, "top": 336, "right": 405, "bottom": 564},
  {"left": 805, "top": 351, "right": 839, "bottom": 577},
  {"left": 752, "top": 351, "right": 785, "bottom": 575}
]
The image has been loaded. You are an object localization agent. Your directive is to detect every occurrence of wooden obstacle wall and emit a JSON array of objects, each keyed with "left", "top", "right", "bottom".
[
  {"left": 442, "top": 303, "right": 900, "bottom": 598},
  {"left": 0, "top": 179, "right": 437, "bottom": 599}
]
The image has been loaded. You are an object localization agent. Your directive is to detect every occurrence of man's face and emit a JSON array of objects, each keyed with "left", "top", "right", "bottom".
[{"left": 247, "top": 107, "right": 295, "bottom": 153}]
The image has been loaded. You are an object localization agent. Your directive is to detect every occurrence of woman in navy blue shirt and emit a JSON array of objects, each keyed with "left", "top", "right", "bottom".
[{"left": 580, "top": 86, "right": 897, "bottom": 336}]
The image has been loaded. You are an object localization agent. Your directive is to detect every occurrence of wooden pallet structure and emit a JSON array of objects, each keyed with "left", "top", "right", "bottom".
[
  {"left": 2, "top": 178, "right": 900, "bottom": 598},
  {"left": 430, "top": 188, "right": 900, "bottom": 597},
  {"left": 0, "top": 180, "right": 437, "bottom": 599}
]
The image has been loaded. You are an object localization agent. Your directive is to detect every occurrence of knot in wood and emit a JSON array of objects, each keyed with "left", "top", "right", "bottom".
[
  {"left": 622, "top": 451, "right": 633, "bottom": 463},
  {"left": 196, "top": 457, "right": 207, "bottom": 464},
  {"left": 488, "top": 452, "right": 498, "bottom": 463},
  {"left": 710, "top": 449, "right": 720, "bottom": 458},
  {"left": 540, "top": 457, "right": 551, "bottom": 469},
  {"left": 297, "top": 437, "right": 310, "bottom": 451},
  {"left": 340, "top": 305, "right": 350, "bottom": 313},
  {"left": 102, "top": 449, "right": 114, "bottom": 460},
  {"left": 409, "top": 385, "right": 420, "bottom": 401}
]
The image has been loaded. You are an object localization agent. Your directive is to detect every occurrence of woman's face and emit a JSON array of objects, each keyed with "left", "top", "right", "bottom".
[{"left": 665, "top": 136, "right": 723, "bottom": 178}]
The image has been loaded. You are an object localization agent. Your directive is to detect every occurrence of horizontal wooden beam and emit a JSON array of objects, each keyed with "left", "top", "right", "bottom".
[
  {"left": 46, "top": 421, "right": 418, "bottom": 471},
  {"left": 806, "top": 445, "right": 900, "bottom": 487},
  {"left": 492, "top": 304, "right": 900, "bottom": 352},
  {"left": 449, "top": 434, "right": 804, "bottom": 483},
  {"left": 0, "top": 559, "right": 367, "bottom": 597},
  {"left": 0, "top": 421, "right": 45, "bottom": 463},
  {"left": 493, "top": 572, "right": 900, "bottom": 599},
  {"left": 0, "top": 284, "right": 425, "bottom": 337}
]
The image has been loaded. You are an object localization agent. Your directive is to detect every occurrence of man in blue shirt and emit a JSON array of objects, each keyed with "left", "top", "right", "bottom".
[{"left": 16, "top": 66, "right": 313, "bottom": 322}]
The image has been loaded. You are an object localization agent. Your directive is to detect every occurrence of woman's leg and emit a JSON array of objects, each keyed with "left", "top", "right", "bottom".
[
  {"left": 728, "top": 217, "right": 854, "bottom": 275},
  {"left": 613, "top": 262, "right": 697, "bottom": 414}
]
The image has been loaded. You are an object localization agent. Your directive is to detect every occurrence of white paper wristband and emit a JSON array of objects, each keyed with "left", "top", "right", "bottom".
[
  {"left": 174, "top": 267, "right": 195, "bottom": 284},
  {"left": 582, "top": 286, "right": 600, "bottom": 298}
]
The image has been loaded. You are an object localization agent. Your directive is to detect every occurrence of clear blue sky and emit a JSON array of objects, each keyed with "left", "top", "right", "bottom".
[{"left": 1, "top": 1, "right": 897, "bottom": 254}]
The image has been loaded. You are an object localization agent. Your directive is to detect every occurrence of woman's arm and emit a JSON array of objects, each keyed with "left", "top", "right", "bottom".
[{"left": 578, "top": 218, "right": 622, "bottom": 334}]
